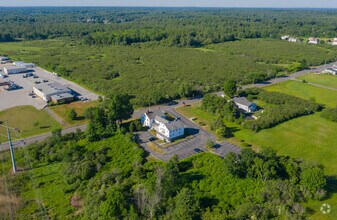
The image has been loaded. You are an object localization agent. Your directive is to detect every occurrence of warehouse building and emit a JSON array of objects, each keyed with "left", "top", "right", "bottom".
[
  {"left": 33, "top": 82, "right": 73, "bottom": 102},
  {"left": 0, "top": 56, "right": 10, "bottom": 61},
  {"left": 3, "top": 66, "right": 27, "bottom": 75},
  {"left": 51, "top": 93, "right": 74, "bottom": 104},
  {"left": 13, "top": 61, "right": 35, "bottom": 68}
]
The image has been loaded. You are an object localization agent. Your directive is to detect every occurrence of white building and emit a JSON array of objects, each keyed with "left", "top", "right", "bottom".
[
  {"left": 332, "top": 38, "right": 337, "bottom": 46},
  {"left": 13, "top": 61, "right": 35, "bottom": 68},
  {"left": 308, "top": 37, "right": 319, "bottom": 44},
  {"left": 33, "top": 82, "right": 72, "bottom": 102},
  {"left": 323, "top": 66, "right": 337, "bottom": 75},
  {"left": 0, "top": 56, "right": 10, "bottom": 61},
  {"left": 233, "top": 97, "right": 257, "bottom": 113},
  {"left": 281, "top": 35, "right": 289, "bottom": 40},
  {"left": 141, "top": 110, "right": 166, "bottom": 128},
  {"left": 3, "top": 66, "right": 27, "bottom": 75},
  {"left": 141, "top": 111, "right": 185, "bottom": 142},
  {"left": 288, "top": 37, "right": 298, "bottom": 43}
]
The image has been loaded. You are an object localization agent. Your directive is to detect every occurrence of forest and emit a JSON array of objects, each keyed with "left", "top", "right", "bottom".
[
  {"left": 2, "top": 7, "right": 337, "bottom": 46},
  {"left": 2, "top": 8, "right": 337, "bottom": 104}
]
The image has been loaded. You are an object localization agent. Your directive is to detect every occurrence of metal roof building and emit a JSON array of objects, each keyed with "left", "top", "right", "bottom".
[{"left": 33, "top": 82, "right": 72, "bottom": 102}]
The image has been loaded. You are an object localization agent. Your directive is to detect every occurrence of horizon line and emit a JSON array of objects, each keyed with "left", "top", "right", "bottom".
[{"left": 0, "top": 6, "right": 337, "bottom": 9}]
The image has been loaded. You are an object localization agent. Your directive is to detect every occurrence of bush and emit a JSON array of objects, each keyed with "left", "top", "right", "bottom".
[
  {"left": 321, "top": 107, "right": 337, "bottom": 122},
  {"left": 68, "top": 108, "right": 78, "bottom": 121}
]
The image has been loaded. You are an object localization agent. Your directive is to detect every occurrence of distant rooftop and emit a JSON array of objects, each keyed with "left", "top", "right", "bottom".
[
  {"left": 34, "top": 82, "right": 70, "bottom": 96},
  {"left": 233, "top": 97, "right": 254, "bottom": 107},
  {"left": 146, "top": 110, "right": 166, "bottom": 120},
  {"left": 51, "top": 92, "right": 74, "bottom": 101}
]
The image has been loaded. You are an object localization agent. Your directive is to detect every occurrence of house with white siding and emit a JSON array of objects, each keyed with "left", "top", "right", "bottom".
[
  {"left": 141, "top": 111, "right": 185, "bottom": 142},
  {"left": 332, "top": 38, "right": 337, "bottom": 46},
  {"left": 233, "top": 97, "right": 257, "bottom": 113},
  {"left": 308, "top": 37, "right": 319, "bottom": 44}
]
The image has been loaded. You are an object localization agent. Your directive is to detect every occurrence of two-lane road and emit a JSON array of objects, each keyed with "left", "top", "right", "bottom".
[
  {"left": 2, "top": 60, "right": 336, "bottom": 154},
  {"left": 0, "top": 124, "right": 87, "bottom": 151}
]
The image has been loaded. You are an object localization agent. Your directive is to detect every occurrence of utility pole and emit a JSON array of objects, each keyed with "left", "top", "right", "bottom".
[{"left": 5, "top": 121, "right": 17, "bottom": 173}]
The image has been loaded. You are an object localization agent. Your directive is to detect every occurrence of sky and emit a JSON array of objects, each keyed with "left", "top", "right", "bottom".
[{"left": 1, "top": 0, "right": 337, "bottom": 8}]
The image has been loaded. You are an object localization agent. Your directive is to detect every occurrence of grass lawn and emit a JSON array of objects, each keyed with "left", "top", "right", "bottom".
[
  {"left": 49, "top": 101, "right": 98, "bottom": 126},
  {"left": 264, "top": 80, "right": 337, "bottom": 107},
  {"left": 0, "top": 106, "right": 61, "bottom": 142},
  {"left": 177, "top": 102, "right": 337, "bottom": 219},
  {"left": 233, "top": 113, "right": 337, "bottom": 219},
  {"left": 176, "top": 102, "right": 217, "bottom": 133},
  {"left": 298, "top": 73, "right": 337, "bottom": 89}
]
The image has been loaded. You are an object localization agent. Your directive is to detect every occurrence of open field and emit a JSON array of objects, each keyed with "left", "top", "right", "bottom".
[
  {"left": 49, "top": 101, "right": 98, "bottom": 126},
  {"left": 2, "top": 39, "right": 337, "bottom": 105},
  {"left": 176, "top": 102, "right": 217, "bottom": 133},
  {"left": 264, "top": 80, "right": 337, "bottom": 107},
  {"left": 298, "top": 73, "right": 337, "bottom": 89},
  {"left": 177, "top": 102, "right": 337, "bottom": 219},
  {"left": 0, "top": 106, "right": 61, "bottom": 142}
]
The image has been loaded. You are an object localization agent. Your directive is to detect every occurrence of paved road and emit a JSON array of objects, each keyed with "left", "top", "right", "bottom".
[
  {"left": 136, "top": 108, "right": 241, "bottom": 162},
  {"left": 2, "top": 60, "right": 336, "bottom": 157},
  {"left": 215, "top": 61, "right": 337, "bottom": 96},
  {"left": 0, "top": 124, "right": 87, "bottom": 151}
]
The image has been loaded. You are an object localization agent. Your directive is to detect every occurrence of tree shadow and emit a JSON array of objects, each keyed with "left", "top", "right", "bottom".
[
  {"left": 199, "top": 196, "right": 219, "bottom": 209},
  {"left": 179, "top": 160, "right": 193, "bottom": 172},
  {"left": 325, "top": 176, "right": 337, "bottom": 199},
  {"left": 39, "top": 126, "right": 50, "bottom": 129},
  {"left": 185, "top": 128, "right": 199, "bottom": 136},
  {"left": 179, "top": 171, "right": 204, "bottom": 185}
]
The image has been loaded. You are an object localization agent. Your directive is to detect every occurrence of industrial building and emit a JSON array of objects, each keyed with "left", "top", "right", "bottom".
[
  {"left": 33, "top": 82, "right": 73, "bottom": 102},
  {"left": 51, "top": 93, "right": 74, "bottom": 104},
  {"left": 0, "top": 56, "right": 10, "bottom": 61},
  {"left": 13, "top": 61, "right": 35, "bottom": 68},
  {"left": 3, "top": 66, "right": 27, "bottom": 75}
]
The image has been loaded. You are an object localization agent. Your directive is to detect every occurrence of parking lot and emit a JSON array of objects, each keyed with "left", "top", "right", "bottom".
[
  {"left": 0, "top": 63, "right": 99, "bottom": 111},
  {"left": 135, "top": 109, "right": 241, "bottom": 162}
]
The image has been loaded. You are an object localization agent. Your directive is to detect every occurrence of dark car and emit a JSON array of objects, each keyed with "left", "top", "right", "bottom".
[
  {"left": 33, "top": 75, "right": 39, "bottom": 78},
  {"left": 43, "top": 79, "right": 49, "bottom": 82},
  {"left": 194, "top": 148, "right": 203, "bottom": 153},
  {"left": 149, "top": 137, "right": 156, "bottom": 141},
  {"left": 34, "top": 81, "right": 41, "bottom": 84}
]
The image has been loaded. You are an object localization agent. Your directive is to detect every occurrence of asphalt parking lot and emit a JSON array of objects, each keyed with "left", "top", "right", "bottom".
[
  {"left": 135, "top": 109, "right": 241, "bottom": 162},
  {"left": 0, "top": 63, "right": 99, "bottom": 111}
]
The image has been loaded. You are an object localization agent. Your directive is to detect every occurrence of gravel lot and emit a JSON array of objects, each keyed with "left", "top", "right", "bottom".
[{"left": 0, "top": 63, "right": 99, "bottom": 111}]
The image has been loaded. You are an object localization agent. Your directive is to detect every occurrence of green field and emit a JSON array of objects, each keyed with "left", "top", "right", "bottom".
[
  {"left": 234, "top": 114, "right": 337, "bottom": 219},
  {"left": 0, "top": 106, "right": 61, "bottom": 142},
  {"left": 177, "top": 103, "right": 337, "bottom": 219},
  {"left": 264, "top": 80, "right": 337, "bottom": 107},
  {"left": 2, "top": 38, "right": 337, "bottom": 105},
  {"left": 49, "top": 101, "right": 98, "bottom": 126},
  {"left": 298, "top": 73, "right": 337, "bottom": 89}
]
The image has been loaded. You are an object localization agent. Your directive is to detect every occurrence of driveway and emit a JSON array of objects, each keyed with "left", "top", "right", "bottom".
[{"left": 135, "top": 109, "right": 241, "bottom": 162}]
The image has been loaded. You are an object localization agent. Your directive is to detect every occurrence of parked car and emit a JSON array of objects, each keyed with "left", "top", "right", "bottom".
[
  {"left": 194, "top": 148, "right": 204, "bottom": 153},
  {"left": 0, "top": 74, "right": 7, "bottom": 78},
  {"left": 34, "top": 81, "right": 41, "bottom": 84},
  {"left": 33, "top": 75, "right": 39, "bottom": 78},
  {"left": 27, "top": 92, "right": 33, "bottom": 96},
  {"left": 43, "top": 79, "right": 49, "bottom": 82}
]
